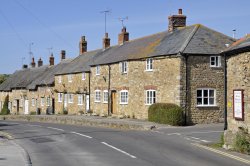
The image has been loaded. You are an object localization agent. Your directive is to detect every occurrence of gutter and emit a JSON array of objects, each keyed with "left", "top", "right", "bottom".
[{"left": 108, "top": 65, "right": 111, "bottom": 116}]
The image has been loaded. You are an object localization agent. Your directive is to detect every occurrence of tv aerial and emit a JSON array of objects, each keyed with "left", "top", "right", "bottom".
[{"left": 118, "top": 16, "right": 128, "bottom": 28}]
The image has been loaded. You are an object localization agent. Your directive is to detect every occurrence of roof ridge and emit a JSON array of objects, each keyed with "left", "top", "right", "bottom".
[{"left": 179, "top": 24, "right": 200, "bottom": 53}]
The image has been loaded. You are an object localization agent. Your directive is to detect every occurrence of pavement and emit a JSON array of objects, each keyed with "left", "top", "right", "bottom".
[
  {"left": 0, "top": 131, "right": 30, "bottom": 166},
  {"left": 0, "top": 120, "right": 249, "bottom": 166}
]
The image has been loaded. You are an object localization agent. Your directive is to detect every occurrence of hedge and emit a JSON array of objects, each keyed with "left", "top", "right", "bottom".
[
  {"left": 0, "top": 95, "right": 10, "bottom": 115},
  {"left": 148, "top": 103, "right": 184, "bottom": 126}
]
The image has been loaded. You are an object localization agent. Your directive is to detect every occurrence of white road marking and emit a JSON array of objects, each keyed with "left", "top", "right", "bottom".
[
  {"left": 200, "top": 140, "right": 211, "bottom": 143},
  {"left": 101, "top": 142, "right": 136, "bottom": 159},
  {"left": 27, "top": 124, "right": 42, "bottom": 127},
  {"left": 71, "top": 132, "right": 92, "bottom": 139},
  {"left": 167, "top": 133, "right": 181, "bottom": 136},
  {"left": 190, "top": 136, "right": 200, "bottom": 140},
  {"left": 192, "top": 143, "right": 250, "bottom": 164},
  {"left": 188, "top": 131, "right": 223, "bottom": 134},
  {"left": 47, "top": 127, "right": 64, "bottom": 131}
]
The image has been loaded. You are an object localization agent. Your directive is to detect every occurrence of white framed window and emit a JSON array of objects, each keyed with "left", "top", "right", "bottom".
[
  {"left": 103, "top": 90, "right": 108, "bottom": 103},
  {"left": 95, "top": 90, "right": 101, "bottom": 102},
  {"left": 58, "top": 93, "right": 63, "bottom": 102},
  {"left": 120, "top": 61, "right": 128, "bottom": 74},
  {"left": 120, "top": 90, "right": 128, "bottom": 104},
  {"left": 210, "top": 56, "right": 221, "bottom": 67},
  {"left": 68, "top": 94, "right": 73, "bottom": 103},
  {"left": 146, "top": 58, "right": 153, "bottom": 71},
  {"left": 41, "top": 97, "right": 45, "bottom": 106},
  {"left": 58, "top": 76, "right": 62, "bottom": 83},
  {"left": 197, "top": 89, "right": 216, "bottom": 106},
  {"left": 82, "top": 72, "right": 86, "bottom": 80},
  {"left": 47, "top": 97, "right": 50, "bottom": 106},
  {"left": 78, "top": 95, "right": 83, "bottom": 105},
  {"left": 96, "top": 66, "right": 100, "bottom": 75},
  {"left": 145, "top": 90, "right": 156, "bottom": 105},
  {"left": 68, "top": 74, "right": 72, "bottom": 82},
  {"left": 31, "top": 98, "right": 35, "bottom": 107}
]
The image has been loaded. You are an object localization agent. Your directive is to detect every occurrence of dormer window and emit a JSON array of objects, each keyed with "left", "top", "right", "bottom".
[
  {"left": 96, "top": 66, "right": 100, "bottom": 75},
  {"left": 58, "top": 76, "right": 62, "bottom": 83},
  {"left": 68, "top": 74, "right": 72, "bottom": 83},
  {"left": 82, "top": 72, "right": 86, "bottom": 80},
  {"left": 146, "top": 58, "right": 153, "bottom": 71},
  {"left": 210, "top": 56, "right": 221, "bottom": 67}
]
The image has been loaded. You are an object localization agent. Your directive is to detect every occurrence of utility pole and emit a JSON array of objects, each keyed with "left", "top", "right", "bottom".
[{"left": 100, "top": 9, "right": 111, "bottom": 34}]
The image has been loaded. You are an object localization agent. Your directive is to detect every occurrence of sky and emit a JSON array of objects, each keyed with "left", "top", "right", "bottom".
[{"left": 0, "top": 0, "right": 249, "bottom": 74}]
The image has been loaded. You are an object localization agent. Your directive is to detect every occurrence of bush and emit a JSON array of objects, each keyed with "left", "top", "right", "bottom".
[
  {"left": 1, "top": 95, "right": 10, "bottom": 115},
  {"left": 62, "top": 108, "right": 68, "bottom": 115},
  {"left": 30, "top": 111, "right": 36, "bottom": 115},
  {"left": 148, "top": 103, "right": 184, "bottom": 126},
  {"left": 233, "top": 129, "right": 250, "bottom": 154}
]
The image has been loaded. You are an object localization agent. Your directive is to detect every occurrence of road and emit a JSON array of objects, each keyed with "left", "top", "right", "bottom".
[{"left": 0, "top": 121, "right": 249, "bottom": 166}]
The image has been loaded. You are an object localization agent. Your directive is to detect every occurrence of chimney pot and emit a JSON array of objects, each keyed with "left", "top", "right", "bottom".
[
  {"left": 49, "top": 54, "right": 54, "bottom": 66},
  {"left": 79, "top": 36, "right": 87, "bottom": 55},
  {"left": 178, "top": 9, "right": 182, "bottom": 15},
  {"left": 103, "top": 33, "right": 111, "bottom": 49},
  {"left": 22, "top": 64, "right": 28, "bottom": 69},
  {"left": 61, "top": 50, "right": 66, "bottom": 61},
  {"left": 118, "top": 27, "right": 129, "bottom": 45},
  {"left": 38, "top": 57, "right": 43, "bottom": 67},
  {"left": 30, "top": 57, "right": 36, "bottom": 68}
]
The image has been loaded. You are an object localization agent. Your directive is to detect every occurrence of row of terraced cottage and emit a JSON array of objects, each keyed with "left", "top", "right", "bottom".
[{"left": 0, "top": 9, "right": 249, "bottom": 127}]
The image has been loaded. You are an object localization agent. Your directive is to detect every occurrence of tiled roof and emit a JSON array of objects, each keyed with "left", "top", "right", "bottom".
[
  {"left": 55, "top": 49, "right": 102, "bottom": 75},
  {"left": 224, "top": 34, "right": 250, "bottom": 54},
  {"left": 27, "top": 59, "right": 73, "bottom": 90},
  {"left": 90, "top": 24, "right": 235, "bottom": 66}
]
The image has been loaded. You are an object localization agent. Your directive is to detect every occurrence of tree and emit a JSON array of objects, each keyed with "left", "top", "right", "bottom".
[
  {"left": 1, "top": 95, "right": 10, "bottom": 115},
  {"left": 0, "top": 74, "right": 9, "bottom": 84}
]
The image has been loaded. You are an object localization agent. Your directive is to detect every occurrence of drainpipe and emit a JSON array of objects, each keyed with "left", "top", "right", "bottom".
[
  {"left": 88, "top": 72, "right": 91, "bottom": 113},
  {"left": 184, "top": 54, "right": 188, "bottom": 126},
  {"left": 108, "top": 65, "right": 111, "bottom": 116},
  {"left": 224, "top": 53, "right": 228, "bottom": 130}
]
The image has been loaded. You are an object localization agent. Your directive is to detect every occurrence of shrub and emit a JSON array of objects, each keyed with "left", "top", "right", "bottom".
[
  {"left": 148, "top": 103, "right": 184, "bottom": 126},
  {"left": 30, "top": 111, "right": 36, "bottom": 115},
  {"left": 1, "top": 95, "right": 10, "bottom": 115},
  {"left": 62, "top": 108, "right": 68, "bottom": 115},
  {"left": 233, "top": 129, "right": 250, "bottom": 154}
]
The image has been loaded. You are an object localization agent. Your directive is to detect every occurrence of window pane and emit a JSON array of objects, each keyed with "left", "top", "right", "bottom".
[
  {"left": 204, "top": 98, "right": 208, "bottom": 105},
  {"left": 197, "top": 98, "right": 202, "bottom": 105},
  {"left": 197, "top": 90, "right": 202, "bottom": 97},
  {"left": 209, "top": 98, "right": 214, "bottom": 105},
  {"left": 209, "top": 90, "right": 214, "bottom": 97},
  {"left": 204, "top": 90, "right": 208, "bottom": 97}
]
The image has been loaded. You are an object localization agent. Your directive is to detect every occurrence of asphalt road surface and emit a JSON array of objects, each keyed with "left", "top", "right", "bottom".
[{"left": 0, "top": 121, "right": 249, "bottom": 166}]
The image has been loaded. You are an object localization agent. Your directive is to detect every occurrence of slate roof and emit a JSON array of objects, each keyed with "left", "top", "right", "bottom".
[
  {"left": 91, "top": 24, "right": 235, "bottom": 66},
  {"left": 224, "top": 34, "right": 250, "bottom": 54},
  {"left": 27, "top": 59, "right": 73, "bottom": 90},
  {"left": 55, "top": 50, "right": 102, "bottom": 75},
  {"left": 0, "top": 65, "right": 49, "bottom": 91}
]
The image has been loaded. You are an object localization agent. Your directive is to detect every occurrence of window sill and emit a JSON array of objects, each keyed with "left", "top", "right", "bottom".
[
  {"left": 94, "top": 101, "right": 101, "bottom": 103},
  {"left": 145, "top": 69, "right": 153, "bottom": 72},
  {"left": 120, "top": 103, "right": 128, "bottom": 105},
  {"left": 145, "top": 103, "right": 153, "bottom": 106},
  {"left": 103, "top": 101, "right": 108, "bottom": 104},
  {"left": 196, "top": 105, "right": 217, "bottom": 108},
  {"left": 78, "top": 104, "right": 83, "bottom": 106}
]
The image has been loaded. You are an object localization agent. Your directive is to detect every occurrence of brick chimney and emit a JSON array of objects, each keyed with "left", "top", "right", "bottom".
[
  {"left": 118, "top": 27, "right": 129, "bottom": 45},
  {"left": 79, "top": 36, "right": 87, "bottom": 55},
  {"left": 61, "top": 50, "right": 66, "bottom": 61},
  {"left": 38, "top": 58, "right": 43, "bottom": 67},
  {"left": 30, "top": 57, "right": 36, "bottom": 68},
  {"left": 49, "top": 54, "right": 54, "bottom": 66},
  {"left": 168, "top": 9, "right": 187, "bottom": 32},
  {"left": 103, "top": 33, "right": 110, "bottom": 49},
  {"left": 22, "top": 64, "right": 28, "bottom": 69}
]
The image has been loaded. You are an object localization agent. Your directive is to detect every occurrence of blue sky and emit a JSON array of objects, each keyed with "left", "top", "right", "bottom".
[{"left": 0, "top": 0, "right": 249, "bottom": 74}]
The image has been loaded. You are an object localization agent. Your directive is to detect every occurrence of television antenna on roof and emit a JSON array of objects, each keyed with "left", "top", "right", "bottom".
[
  {"left": 28, "top": 42, "right": 34, "bottom": 63},
  {"left": 47, "top": 47, "right": 53, "bottom": 55},
  {"left": 118, "top": 16, "right": 128, "bottom": 28},
  {"left": 100, "top": 9, "right": 111, "bottom": 34},
  {"left": 233, "top": 29, "right": 236, "bottom": 39}
]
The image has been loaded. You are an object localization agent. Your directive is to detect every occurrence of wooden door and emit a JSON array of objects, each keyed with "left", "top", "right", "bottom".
[{"left": 111, "top": 92, "right": 117, "bottom": 114}]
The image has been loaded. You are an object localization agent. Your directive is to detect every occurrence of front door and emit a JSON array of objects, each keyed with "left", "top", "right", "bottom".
[
  {"left": 85, "top": 95, "right": 89, "bottom": 112},
  {"left": 111, "top": 91, "right": 117, "bottom": 114},
  {"left": 52, "top": 98, "right": 55, "bottom": 114},
  {"left": 24, "top": 100, "right": 29, "bottom": 115},
  {"left": 16, "top": 100, "right": 19, "bottom": 114}
]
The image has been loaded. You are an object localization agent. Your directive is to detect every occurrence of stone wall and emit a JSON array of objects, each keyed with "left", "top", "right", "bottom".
[
  {"left": 54, "top": 72, "right": 89, "bottom": 115},
  {"left": 226, "top": 51, "right": 250, "bottom": 136},
  {"left": 90, "top": 56, "right": 182, "bottom": 119},
  {"left": 186, "top": 55, "right": 225, "bottom": 124}
]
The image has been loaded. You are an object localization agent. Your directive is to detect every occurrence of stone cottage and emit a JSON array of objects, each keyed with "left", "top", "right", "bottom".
[
  {"left": 54, "top": 36, "right": 102, "bottom": 114},
  {"left": 89, "top": 9, "right": 234, "bottom": 124},
  {"left": 224, "top": 35, "right": 250, "bottom": 146}
]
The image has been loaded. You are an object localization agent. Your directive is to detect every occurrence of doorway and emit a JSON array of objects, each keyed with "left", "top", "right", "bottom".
[
  {"left": 16, "top": 100, "right": 19, "bottom": 114},
  {"left": 111, "top": 91, "right": 117, "bottom": 114},
  {"left": 24, "top": 100, "right": 29, "bottom": 115},
  {"left": 85, "top": 94, "right": 89, "bottom": 113}
]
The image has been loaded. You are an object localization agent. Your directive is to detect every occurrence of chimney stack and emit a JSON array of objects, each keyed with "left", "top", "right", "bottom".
[
  {"left": 118, "top": 27, "right": 129, "bottom": 45},
  {"left": 168, "top": 8, "right": 187, "bottom": 32},
  {"left": 61, "top": 50, "right": 66, "bottom": 61},
  {"left": 79, "top": 36, "right": 87, "bottom": 55},
  {"left": 38, "top": 58, "right": 43, "bottom": 67},
  {"left": 22, "top": 64, "right": 28, "bottom": 69},
  {"left": 30, "top": 57, "right": 36, "bottom": 68},
  {"left": 49, "top": 54, "right": 54, "bottom": 66},
  {"left": 103, "top": 33, "right": 111, "bottom": 49}
]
